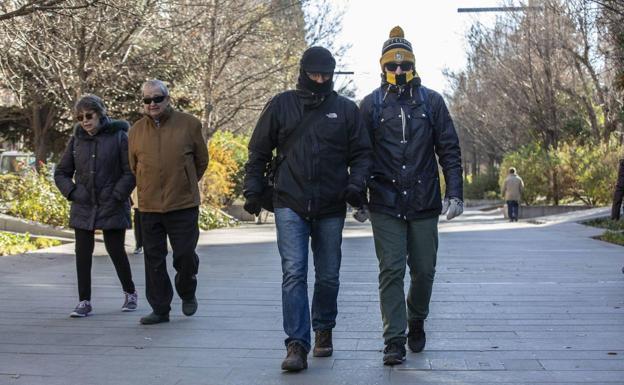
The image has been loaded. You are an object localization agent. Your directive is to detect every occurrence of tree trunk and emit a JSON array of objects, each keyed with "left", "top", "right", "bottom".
[{"left": 30, "top": 101, "right": 57, "bottom": 170}]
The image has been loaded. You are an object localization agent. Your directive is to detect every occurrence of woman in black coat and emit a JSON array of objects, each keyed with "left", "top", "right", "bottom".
[{"left": 54, "top": 94, "right": 137, "bottom": 317}]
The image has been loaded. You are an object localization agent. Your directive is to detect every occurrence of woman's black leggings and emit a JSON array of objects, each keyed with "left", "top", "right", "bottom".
[{"left": 74, "top": 228, "right": 135, "bottom": 301}]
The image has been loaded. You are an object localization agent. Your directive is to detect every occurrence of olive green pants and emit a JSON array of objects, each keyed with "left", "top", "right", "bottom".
[{"left": 370, "top": 212, "right": 438, "bottom": 345}]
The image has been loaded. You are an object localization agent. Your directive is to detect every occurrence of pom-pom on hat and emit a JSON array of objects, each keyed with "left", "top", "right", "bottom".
[{"left": 380, "top": 26, "right": 415, "bottom": 71}]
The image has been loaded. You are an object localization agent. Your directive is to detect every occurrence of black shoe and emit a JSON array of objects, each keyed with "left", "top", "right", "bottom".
[
  {"left": 408, "top": 319, "right": 426, "bottom": 352},
  {"left": 182, "top": 297, "right": 198, "bottom": 316},
  {"left": 281, "top": 341, "right": 308, "bottom": 371},
  {"left": 140, "top": 312, "right": 169, "bottom": 325},
  {"left": 383, "top": 342, "right": 406, "bottom": 365},
  {"left": 313, "top": 329, "right": 333, "bottom": 357}
]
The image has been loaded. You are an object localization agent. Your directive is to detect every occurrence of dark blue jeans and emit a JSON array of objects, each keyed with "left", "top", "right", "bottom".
[
  {"left": 507, "top": 200, "right": 519, "bottom": 220},
  {"left": 274, "top": 208, "right": 345, "bottom": 352}
]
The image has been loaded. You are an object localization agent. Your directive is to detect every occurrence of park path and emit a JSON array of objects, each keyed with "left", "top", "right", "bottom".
[{"left": 0, "top": 208, "right": 622, "bottom": 384}]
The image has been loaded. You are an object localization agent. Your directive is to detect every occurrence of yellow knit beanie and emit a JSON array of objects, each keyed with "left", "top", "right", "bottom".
[{"left": 379, "top": 26, "right": 415, "bottom": 71}]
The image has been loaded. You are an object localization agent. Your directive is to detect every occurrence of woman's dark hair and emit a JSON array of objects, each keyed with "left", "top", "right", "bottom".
[{"left": 74, "top": 94, "right": 107, "bottom": 117}]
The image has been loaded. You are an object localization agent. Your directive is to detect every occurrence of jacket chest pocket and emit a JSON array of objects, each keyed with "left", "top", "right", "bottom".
[
  {"left": 316, "top": 119, "right": 348, "bottom": 149},
  {"left": 375, "top": 107, "right": 403, "bottom": 142},
  {"left": 406, "top": 105, "right": 432, "bottom": 142}
]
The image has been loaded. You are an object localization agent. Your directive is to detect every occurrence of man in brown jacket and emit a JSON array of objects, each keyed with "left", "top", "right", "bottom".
[
  {"left": 502, "top": 167, "right": 524, "bottom": 222},
  {"left": 129, "top": 79, "right": 209, "bottom": 325}
]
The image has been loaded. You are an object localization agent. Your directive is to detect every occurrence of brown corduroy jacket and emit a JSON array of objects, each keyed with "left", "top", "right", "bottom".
[{"left": 129, "top": 107, "right": 209, "bottom": 213}]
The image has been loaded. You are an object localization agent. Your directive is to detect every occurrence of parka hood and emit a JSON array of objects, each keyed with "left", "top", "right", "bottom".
[{"left": 74, "top": 119, "right": 129, "bottom": 139}]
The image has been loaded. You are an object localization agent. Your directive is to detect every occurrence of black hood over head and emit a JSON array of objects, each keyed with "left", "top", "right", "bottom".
[{"left": 297, "top": 46, "right": 335, "bottom": 97}]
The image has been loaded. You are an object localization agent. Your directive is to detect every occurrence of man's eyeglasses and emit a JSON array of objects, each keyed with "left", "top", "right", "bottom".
[
  {"left": 385, "top": 62, "right": 414, "bottom": 72},
  {"left": 142, "top": 95, "right": 167, "bottom": 105},
  {"left": 76, "top": 113, "right": 95, "bottom": 121}
]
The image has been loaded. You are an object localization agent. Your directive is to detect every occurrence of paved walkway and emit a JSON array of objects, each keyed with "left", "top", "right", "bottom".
[{"left": 0, "top": 208, "right": 623, "bottom": 384}]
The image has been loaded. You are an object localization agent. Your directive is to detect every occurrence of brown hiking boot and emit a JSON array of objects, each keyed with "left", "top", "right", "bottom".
[
  {"left": 313, "top": 329, "right": 333, "bottom": 357},
  {"left": 281, "top": 341, "right": 308, "bottom": 371},
  {"left": 408, "top": 319, "right": 426, "bottom": 352}
]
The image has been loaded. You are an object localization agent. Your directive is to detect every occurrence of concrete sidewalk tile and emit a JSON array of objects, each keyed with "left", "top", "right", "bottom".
[{"left": 0, "top": 208, "right": 622, "bottom": 384}]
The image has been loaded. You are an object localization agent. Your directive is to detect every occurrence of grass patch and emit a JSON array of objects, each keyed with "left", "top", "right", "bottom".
[
  {"left": 0, "top": 231, "right": 62, "bottom": 256},
  {"left": 582, "top": 217, "right": 624, "bottom": 231},
  {"left": 599, "top": 231, "right": 624, "bottom": 246},
  {"left": 583, "top": 217, "right": 624, "bottom": 247}
]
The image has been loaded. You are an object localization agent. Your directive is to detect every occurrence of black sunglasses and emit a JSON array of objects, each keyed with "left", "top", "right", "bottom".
[
  {"left": 385, "top": 62, "right": 414, "bottom": 72},
  {"left": 142, "top": 95, "right": 167, "bottom": 104},
  {"left": 76, "top": 112, "right": 95, "bottom": 121}
]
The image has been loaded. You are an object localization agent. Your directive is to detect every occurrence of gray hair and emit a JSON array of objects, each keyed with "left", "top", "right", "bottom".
[
  {"left": 74, "top": 94, "right": 107, "bottom": 117},
  {"left": 142, "top": 79, "right": 169, "bottom": 96}
]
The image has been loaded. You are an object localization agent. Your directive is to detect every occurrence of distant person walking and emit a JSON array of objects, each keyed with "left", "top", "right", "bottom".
[
  {"left": 502, "top": 167, "right": 524, "bottom": 222},
  {"left": 54, "top": 94, "right": 137, "bottom": 317},
  {"left": 129, "top": 79, "right": 209, "bottom": 325}
]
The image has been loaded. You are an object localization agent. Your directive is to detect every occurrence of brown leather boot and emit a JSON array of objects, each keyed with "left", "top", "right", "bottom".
[
  {"left": 281, "top": 341, "right": 308, "bottom": 371},
  {"left": 313, "top": 329, "right": 333, "bottom": 357},
  {"left": 408, "top": 319, "right": 426, "bottom": 352}
]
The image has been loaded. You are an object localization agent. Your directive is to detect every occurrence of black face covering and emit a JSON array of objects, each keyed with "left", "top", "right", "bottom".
[{"left": 297, "top": 68, "right": 333, "bottom": 95}]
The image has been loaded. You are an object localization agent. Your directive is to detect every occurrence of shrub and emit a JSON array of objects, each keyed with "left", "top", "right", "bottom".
[
  {"left": 464, "top": 173, "right": 500, "bottom": 199},
  {"left": 198, "top": 205, "right": 238, "bottom": 230},
  {"left": 0, "top": 231, "right": 61, "bottom": 256},
  {"left": 203, "top": 131, "right": 249, "bottom": 207},
  {"left": 0, "top": 165, "right": 69, "bottom": 227},
  {"left": 499, "top": 140, "right": 623, "bottom": 205},
  {"left": 557, "top": 140, "right": 623, "bottom": 205}
]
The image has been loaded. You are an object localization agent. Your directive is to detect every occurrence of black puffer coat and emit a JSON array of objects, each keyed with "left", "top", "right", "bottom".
[
  {"left": 360, "top": 82, "right": 463, "bottom": 220},
  {"left": 54, "top": 119, "right": 135, "bottom": 230},
  {"left": 244, "top": 90, "right": 372, "bottom": 219}
]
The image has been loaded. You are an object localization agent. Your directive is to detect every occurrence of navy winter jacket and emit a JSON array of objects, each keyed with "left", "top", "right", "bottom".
[
  {"left": 54, "top": 119, "right": 135, "bottom": 230},
  {"left": 360, "top": 82, "right": 463, "bottom": 220}
]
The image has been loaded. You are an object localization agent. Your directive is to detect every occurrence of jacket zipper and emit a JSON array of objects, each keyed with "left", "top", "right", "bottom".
[{"left": 400, "top": 107, "right": 407, "bottom": 144}]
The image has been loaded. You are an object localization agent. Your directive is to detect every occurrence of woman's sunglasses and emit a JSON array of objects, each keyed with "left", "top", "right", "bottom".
[
  {"left": 76, "top": 113, "right": 95, "bottom": 121},
  {"left": 142, "top": 95, "right": 167, "bottom": 105},
  {"left": 385, "top": 62, "right": 414, "bottom": 72}
]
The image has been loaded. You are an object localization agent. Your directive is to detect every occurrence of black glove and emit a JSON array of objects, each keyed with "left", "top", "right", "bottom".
[
  {"left": 343, "top": 184, "right": 365, "bottom": 209},
  {"left": 243, "top": 194, "right": 262, "bottom": 216}
]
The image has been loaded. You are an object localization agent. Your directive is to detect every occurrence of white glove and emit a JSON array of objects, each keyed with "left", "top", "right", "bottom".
[
  {"left": 353, "top": 205, "right": 370, "bottom": 223},
  {"left": 441, "top": 197, "right": 463, "bottom": 220}
]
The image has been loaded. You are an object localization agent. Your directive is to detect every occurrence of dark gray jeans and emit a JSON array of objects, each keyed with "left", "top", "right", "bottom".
[{"left": 370, "top": 212, "right": 438, "bottom": 345}]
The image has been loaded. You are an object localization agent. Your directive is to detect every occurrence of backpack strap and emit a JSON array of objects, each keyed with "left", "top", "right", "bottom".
[{"left": 372, "top": 87, "right": 384, "bottom": 131}]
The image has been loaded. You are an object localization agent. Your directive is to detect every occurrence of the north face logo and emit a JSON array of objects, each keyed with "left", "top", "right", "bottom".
[{"left": 326, "top": 113, "right": 337, "bottom": 119}]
